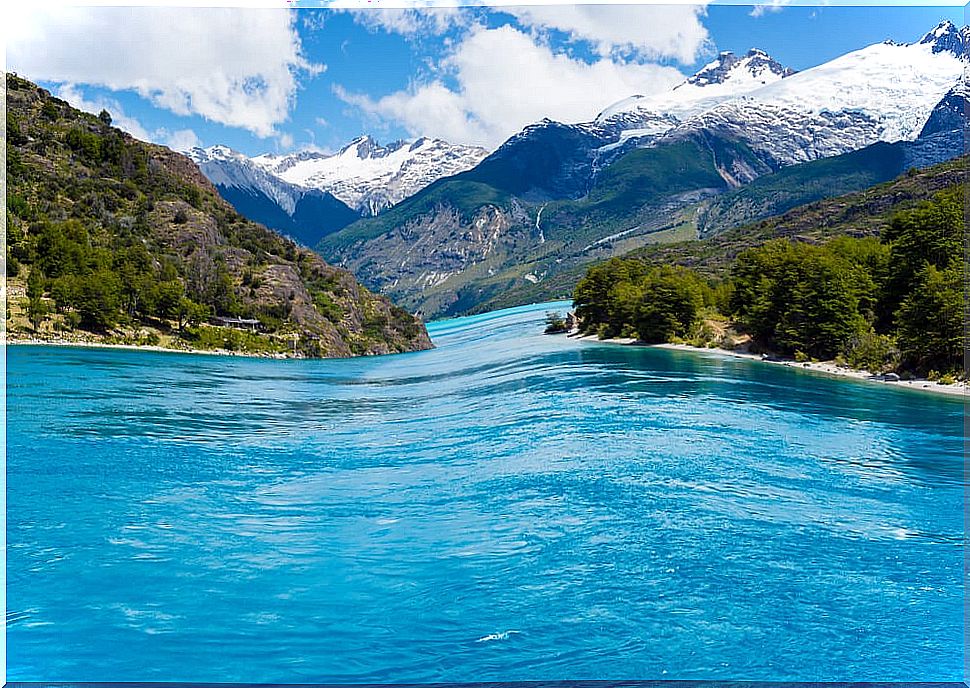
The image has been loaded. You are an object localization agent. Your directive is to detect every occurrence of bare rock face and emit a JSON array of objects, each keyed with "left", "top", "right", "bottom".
[{"left": 331, "top": 203, "right": 536, "bottom": 317}]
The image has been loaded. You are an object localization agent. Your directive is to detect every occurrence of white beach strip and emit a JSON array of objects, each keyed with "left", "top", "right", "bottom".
[{"left": 566, "top": 333, "right": 968, "bottom": 398}]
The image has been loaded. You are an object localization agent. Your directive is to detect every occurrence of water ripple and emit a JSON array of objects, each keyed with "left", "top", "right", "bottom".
[{"left": 7, "top": 301, "right": 964, "bottom": 682}]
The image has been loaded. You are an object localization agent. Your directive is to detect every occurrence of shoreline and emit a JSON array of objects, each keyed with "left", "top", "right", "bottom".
[
  {"left": 5, "top": 337, "right": 297, "bottom": 359},
  {"left": 566, "top": 332, "right": 968, "bottom": 398}
]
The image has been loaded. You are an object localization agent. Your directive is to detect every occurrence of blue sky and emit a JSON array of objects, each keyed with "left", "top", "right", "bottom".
[{"left": 7, "top": 3, "right": 965, "bottom": 156}]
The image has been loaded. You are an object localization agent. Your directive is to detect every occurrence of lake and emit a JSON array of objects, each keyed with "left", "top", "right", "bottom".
[{"left": 7, "top": 301, "right": 965, "bottom": 682}]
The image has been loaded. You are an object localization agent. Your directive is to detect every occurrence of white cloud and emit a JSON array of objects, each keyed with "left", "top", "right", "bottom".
[
  {"left": 505, "top": 4, "right": 711, "bottom": 64},
  {"left": 335, "top": 24, "right": 685, "bottom": 148},
  {"left": 7, "top": 6, "right": 321, "bottom": 137},
  {"left": 750, "top": 0, "right": 790, "bottom": 17},
  {"left": 157, "top": 129, "right": 203, "bottom": 152},
  {"left": 334, "top": 5, "right": 471, "bottom": 36},
  {"left": 55, "top": 84, "right": 200, "bottom": 152}
]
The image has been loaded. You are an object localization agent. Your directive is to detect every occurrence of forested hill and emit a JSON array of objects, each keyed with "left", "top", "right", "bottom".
[
  {"left": 572, "top": 164, "right": 965, "bottom": 377},
  {"left": 5, "top": 74, "right": 432, "bottom": 357}
]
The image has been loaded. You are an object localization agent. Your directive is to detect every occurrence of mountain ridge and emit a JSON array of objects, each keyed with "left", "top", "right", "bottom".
[{"left": 312, "top": 22, "right": 968, "bottom": 320}]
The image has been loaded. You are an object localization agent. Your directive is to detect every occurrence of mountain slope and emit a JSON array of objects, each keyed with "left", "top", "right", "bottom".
[
  {"left": 317, "top": 136, "right": 763, "bottom": 316},
  {"left": 6, "top": 74, "right": 432, "bottom": 357},
  {"left": 188, "top": 145, "right": 360, "bottom": 248},
  {"left": 696, "top": 110, "right": 967, "bottom": 237},
  {"left": 617, "top": 154, "right": 967, "bottom": 277}
]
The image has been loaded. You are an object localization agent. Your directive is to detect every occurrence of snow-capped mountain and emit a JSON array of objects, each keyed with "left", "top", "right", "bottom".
[
  {"left": 189, "top": 145, "right": 304, "bottom": 215},
  {"left": 315, "top": 21, "right": 970, "bottom": 320},
  {"left": 188, "top": 145, "right": 361, "bottom": 248},
  {"left": 189, "top": 135, "right": 488, "bottom": 245},
  {"left": 595, "top": 21, "right": 968, "bottom": 165},
  {"left": 250, "top": 136, "right": 488, "bottom": 216},
  {"left": 595, "top": 48, "right": 796, "bottom": 127}
]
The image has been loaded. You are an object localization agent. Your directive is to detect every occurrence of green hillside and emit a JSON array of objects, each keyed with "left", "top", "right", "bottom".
[
  {"left": 623, "top": 154, "right": 966, "bottom": 276},
  {"left": 569, "top": 161, "right": 966, "bottom": 377},
  {"left": 5, "top": 74, "right": 431, "bottom": 357},
  {"left": 697, "top": 140, "right": 911, "bottom": 236}
]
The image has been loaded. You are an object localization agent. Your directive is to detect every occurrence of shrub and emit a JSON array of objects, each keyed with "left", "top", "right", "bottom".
[
  {"left": 544, "top": 311, "right": 567, "bottom": 334},
  {"left": 845, "top": 331, "right": 900, "bottom": 374}
]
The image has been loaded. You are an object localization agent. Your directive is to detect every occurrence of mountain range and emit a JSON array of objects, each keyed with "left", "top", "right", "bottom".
[
  {"left": 188, "top": 136, "right": 488, "bottom": 247},
  {"left": 194, "top": 21, "right": 969, "bottom": 320},
  {"left": 314, "top": 21, "right": 969, "bottom": 318}
]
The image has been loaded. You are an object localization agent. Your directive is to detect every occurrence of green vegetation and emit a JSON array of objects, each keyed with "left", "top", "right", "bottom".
[
  {"left": 580, "top": 140, "right": 731, "bottom": 216},
  {"left": 6, "top": 73, "right": 429, "bottom": 357},
  {"left": 698, "top": 140, "right": 909, "bottom": 236},
  {"left": 573, "top": 187, "right": 965, "bottom": 377},
  {"left": 543, "top": 312, "right": 567, "bottom": 334},
  {"left": 575, "top": 260, "right": 719, "bottom": 343}
]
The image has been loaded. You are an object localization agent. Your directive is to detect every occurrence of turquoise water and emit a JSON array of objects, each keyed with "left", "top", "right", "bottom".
[{"left": 7, "top": 301, "right": 965, "bottom": 682}]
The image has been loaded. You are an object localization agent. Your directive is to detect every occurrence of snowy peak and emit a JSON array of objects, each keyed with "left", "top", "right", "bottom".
[
  {"left": 340, "top": 134, "right": 389, "bottom": 159},
  {"left": 189, "top": 144, "right": 307, "bottom": 216},
  {"left": 188, "top": 144, "right": 241, "bottom": 164},
  {"left": 595, "top": 47, "right": 794, "bottom": 125},
  {"left": 591, "top": 20, "right": 967, "bottom": 161},
  {"left": 918, "top": 19, "right": 970, "bottom": 58},
  {"left": 682, "top": 49, "right": 795, "bottom": 88},
  {"left": 195, "top": 136, "right": 488, "bottom": 217}
]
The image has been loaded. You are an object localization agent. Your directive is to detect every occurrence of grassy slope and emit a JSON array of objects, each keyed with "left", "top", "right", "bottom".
[{"left": 624, "top": 154, "right": 967, "bottom": 276}]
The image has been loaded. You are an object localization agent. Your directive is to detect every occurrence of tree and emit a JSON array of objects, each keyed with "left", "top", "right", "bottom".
[
  {"left": 635, "top": 267, "right": 704, "bottom": 343},
  {"left": 730, "top": 240, "right": 869, "bottom": 359},
  {"left": 51, "top": 271, "right": 122, "bottom": 330},
  {"left": 65, "top": 127, "right": 103, "bottom": 163},
  {"left": 72, "top": 271, "right": 123, "bottom": 329},
  {"left": 772, "top": 250, "right": 868, "bottom": 359},
  {"left": 35, "top": 219, "right": 94, "bottom": 278},
  {"left": 882, "top": 187, "right": 962, "bottom": 323},
  {"left": 115, "top": 244, "right": 156, "bottom": 317},
  {"left": 544, "top": 312, "right": 567, "bottom": 334},
  {"left": 26, "top": 267, "right": 45, "bottom": 300},
  {"left": 573, "top": 258, "right": 647, "bottom": 335},
  {"left": 27, "top": 296, "right": 48, "bottom": 331},
  {"left": 895, "top": 264, "right": 963, "bottom": 374},
  {"left": 155, "top": 280, "right": 185, "bottom": 321},
  {"left": 177, "top": 298, "right": 210, "bottom": 332},
  {"left": 98, "top": 109, "right": 112, "bottom": 126},
  {"left": 607, "top": 281, "right": 643, "bottom": 337},
  {"left": 729, "top": 239, "right": 793, "bottom": 343},
  {"left": 26, "top": 268, "right": 47, "bottom": 330}
]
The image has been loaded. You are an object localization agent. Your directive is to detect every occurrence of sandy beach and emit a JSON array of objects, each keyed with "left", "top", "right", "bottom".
[{"left": 567, "top": 332, "right": 968, "bottom": 398}]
